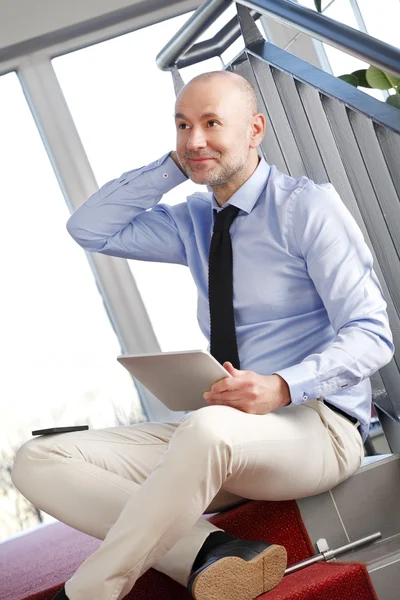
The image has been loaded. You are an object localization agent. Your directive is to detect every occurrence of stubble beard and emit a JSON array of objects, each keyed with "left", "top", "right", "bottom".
[{"left": 183, "top": 151, "right": 249, "bottom": 187}]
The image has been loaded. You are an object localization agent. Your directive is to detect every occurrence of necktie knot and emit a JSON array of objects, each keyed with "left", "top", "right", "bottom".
[{"left": 213, "top": 205, "right": 240, "bottom": 232}]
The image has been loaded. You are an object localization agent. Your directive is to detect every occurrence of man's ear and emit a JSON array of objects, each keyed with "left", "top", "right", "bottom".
[{"left": 249, "top": 113, "right": 266, "bottom": 148}]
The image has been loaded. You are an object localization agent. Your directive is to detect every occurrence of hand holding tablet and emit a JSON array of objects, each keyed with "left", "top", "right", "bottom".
[
  {"left": 117, "top": 350, "right": 231, "bottom": 411},
  {"left": 31, "top": 351, "right": 227, "bottom": 436}
]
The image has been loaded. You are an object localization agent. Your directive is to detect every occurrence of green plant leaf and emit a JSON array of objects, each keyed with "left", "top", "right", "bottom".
[
  {"left": 386, "top": 94, "right": 400, "bottom": 109},
  {"left": 385, "top": 73, "right": 400, "bottom": 89},
  {"left": 366, "top": 66, "right": 394, "bottom": 90},
  {"left": 338, "top": 74, "right": 359, "bottom": 87},
  {"left": 351, "top": 69, "right": 372, "bottom": 88},
  {"left": 314, "top": 0, "right": 322, "bottom": 12}
]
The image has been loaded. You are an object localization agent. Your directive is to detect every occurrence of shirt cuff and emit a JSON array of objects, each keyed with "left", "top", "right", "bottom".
[
  {"left": 273, "top": 361, "right": 319, "bottom": 405},
  {"left": 149, "top": 153, "right": 187, "bottom": 192}
]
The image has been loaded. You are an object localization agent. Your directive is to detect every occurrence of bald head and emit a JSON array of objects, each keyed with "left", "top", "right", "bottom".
[
  {"left": 173, "top": 69, "right": 265, "bottom": 196},
  {"left": 177, "top": 70, "right": 258, "bottom": 119}
]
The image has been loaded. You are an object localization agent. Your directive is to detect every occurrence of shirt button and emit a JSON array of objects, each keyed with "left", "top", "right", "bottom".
[
  {"left": 302, "top": 394, "right": 308, "bottom": 401},
  {"left": 163, "top": 173, "right": 169, "bottom": 178},
  {"left": 155, "top": 161, "right": 160, "bottom": 165}
]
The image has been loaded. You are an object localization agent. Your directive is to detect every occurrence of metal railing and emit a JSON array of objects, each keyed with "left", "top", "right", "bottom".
[
  {"left": 165, "top": 6, "right": 261, "bottom": 70},
  {"left": 155, "top": 0, "right": 400, "bottom": 449},
  {"left": 156, "top": 0, "right": 400, "bottom": 78}
]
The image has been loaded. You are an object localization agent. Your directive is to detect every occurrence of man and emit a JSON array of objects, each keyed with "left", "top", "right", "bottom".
[{"left": 12, "top": 71, "right": 394, "bottom": 600}]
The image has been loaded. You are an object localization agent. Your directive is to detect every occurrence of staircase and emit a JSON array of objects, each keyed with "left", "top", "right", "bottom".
[
  {"left": 298, "top": 454, "right": 400, "bottom": 599},
  {"left": 0, "top": 490, "right": 380, "bottom": 600},
  {"left": 2, "top": 2, "right": 399, "bottom": 599},
  {"left": 155, "top": 0, "right": 400, "bottom": 597}
]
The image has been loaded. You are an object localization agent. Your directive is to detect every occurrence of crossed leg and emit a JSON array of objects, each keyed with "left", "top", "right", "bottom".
[
  {"left": 11, "top": 399, "right": 363, "bottom": 600},
  {"left": 11, "top": 418, "right": 244, "bottom": 585}
]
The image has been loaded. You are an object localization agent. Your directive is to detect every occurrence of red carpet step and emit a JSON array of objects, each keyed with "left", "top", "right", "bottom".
[{"left": 0, "top": 500, "right": 378, "bottom": 600}]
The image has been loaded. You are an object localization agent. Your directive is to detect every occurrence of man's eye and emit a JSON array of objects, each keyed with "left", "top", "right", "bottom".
[
  {"left": 208, "top": 120, "right": 219, "bottom": 127},
  {"left": 178, "top": 123, "right": 189, "bottom": 129}
]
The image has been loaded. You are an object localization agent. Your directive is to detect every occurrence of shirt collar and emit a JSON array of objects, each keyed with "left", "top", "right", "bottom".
[{"left": 211, "top": 157, "right": 271, "bottom": 217}]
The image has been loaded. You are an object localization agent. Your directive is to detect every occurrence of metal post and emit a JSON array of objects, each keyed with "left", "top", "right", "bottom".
[{"left": 17, "top": 53, "right": 184, "bottom": 422}]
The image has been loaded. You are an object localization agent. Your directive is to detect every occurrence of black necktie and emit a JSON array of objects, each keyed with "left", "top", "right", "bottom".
[{"left": 208, "top": 204, "right": 241, "bottom": 370}]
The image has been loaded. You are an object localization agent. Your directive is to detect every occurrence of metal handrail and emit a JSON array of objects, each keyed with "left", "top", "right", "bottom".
[
  {"left": 156, "top": 0, "right": 400, "bottom": 78},
  {"left": 174, "top": 9, "right": 261, "bottom": 69},
  {"left": 156, "top": 0, "right": 228, "bottom": 71}
]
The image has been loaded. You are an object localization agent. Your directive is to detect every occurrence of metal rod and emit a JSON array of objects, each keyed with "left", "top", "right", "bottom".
[
  {"left": 176, "top": 10, "right": 261, "bottom": 70},
  {"left": 156, "top": 0, "right": 230, "bottom": 71},
  {"left": 239, "top": 0, "right": 400, "bottom": 77},
  {"left": 285, "top": 532, "right": 382, "bottom": 575},
  {"left": 157, "top": 0, "right": 400, "bottom": 78}
]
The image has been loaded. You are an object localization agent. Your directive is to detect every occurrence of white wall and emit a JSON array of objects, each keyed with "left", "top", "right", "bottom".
[
  {"left": 0, "top": 0, "right": 199, "bottom": 52},
  {"left": 0, "top": 0, "right": 137, "bottom": 48}
]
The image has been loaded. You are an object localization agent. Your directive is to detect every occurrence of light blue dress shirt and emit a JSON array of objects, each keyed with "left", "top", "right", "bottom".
[{"left": 67, "top": 152, "right": 395, "bottom": 442}]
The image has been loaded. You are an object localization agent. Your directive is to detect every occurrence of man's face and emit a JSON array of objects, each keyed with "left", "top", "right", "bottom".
[{"left": 174, "top": 79, "right": 253, "bottom": 186}]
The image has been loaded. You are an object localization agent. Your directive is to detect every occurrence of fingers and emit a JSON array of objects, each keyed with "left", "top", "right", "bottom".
[
  {"left": 207, "top": 370, "right": 256, "bottom": 396},
  {"left": 210, "top": 379, "right": 229, "bottom": 394},
  {"left": 204, "top": 392, "right": 243, "bottom": 404},
  {"left": 210, "top": 376, "right": 244, "bottom": 394},
  {"left": 206, "top": 397, "right": 254, "bottom": 413}
]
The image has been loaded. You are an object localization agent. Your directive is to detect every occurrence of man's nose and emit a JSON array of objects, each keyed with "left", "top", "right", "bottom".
[{"left": 186, "top": 128, "right": 207, "bottom": 150}]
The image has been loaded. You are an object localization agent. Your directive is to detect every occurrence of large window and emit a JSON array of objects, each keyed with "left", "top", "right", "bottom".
[
  {"left": 0, "top": 72, "right": 144, "bottom": 542},
  {"left": 359, "top": 0, "right": 399, "bottom": 48},
  {"left": 52, "top": 13, "right": 222, "bottom": 353},
  {"left": 298, "top": 0, "right": 399, "bottom": 102},
  {"left": 53, "top": 2, "right": 399, "bottom": 352}
]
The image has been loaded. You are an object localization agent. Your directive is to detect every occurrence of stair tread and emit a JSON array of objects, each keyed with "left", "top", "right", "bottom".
[{"left": 337, "top": 532, "right": 400, "bottom": 568}]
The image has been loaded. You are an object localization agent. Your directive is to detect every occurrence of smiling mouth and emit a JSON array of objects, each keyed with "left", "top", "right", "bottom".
[{"left": 187, "top": 157, "right": 216, "bottom": 162}]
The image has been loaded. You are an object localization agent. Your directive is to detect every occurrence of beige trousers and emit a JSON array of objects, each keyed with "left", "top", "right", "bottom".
[{"left": 11, "top": 398, "right": 364, "bottom": 600}]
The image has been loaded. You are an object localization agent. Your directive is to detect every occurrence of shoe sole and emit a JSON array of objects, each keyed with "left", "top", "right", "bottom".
[{"left": 190, "top": 544, "right": 287, "bottom": 600}]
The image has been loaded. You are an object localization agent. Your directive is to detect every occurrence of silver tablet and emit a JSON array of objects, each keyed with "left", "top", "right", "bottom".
[{"left": 117, "top": 350, "right": 231, "bottom": 411}]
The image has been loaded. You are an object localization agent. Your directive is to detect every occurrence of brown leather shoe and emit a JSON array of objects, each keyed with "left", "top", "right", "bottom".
[{"left": 187, "top": 539, "right": 287, "bottom": 600}]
